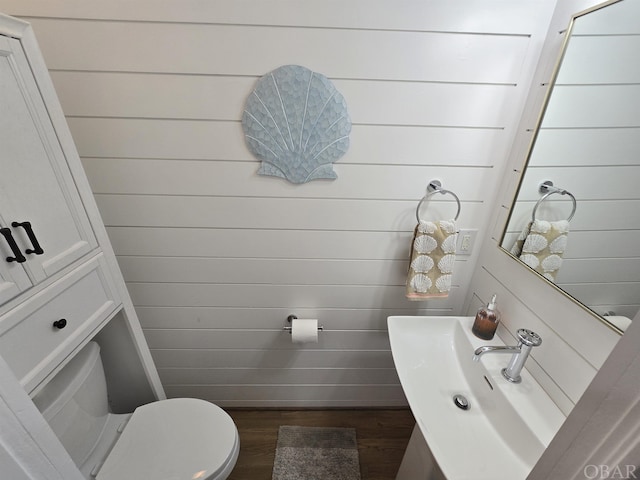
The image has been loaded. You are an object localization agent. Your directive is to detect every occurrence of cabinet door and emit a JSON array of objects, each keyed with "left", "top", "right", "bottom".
[
  {"left": 0, "top": 255, "right": 31, "bottom": 306},
  {"left": 0, "top": 36, "right": 97, "bottom": 288}
]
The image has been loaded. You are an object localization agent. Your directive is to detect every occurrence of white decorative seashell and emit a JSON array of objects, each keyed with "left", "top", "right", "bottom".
[
  {"left": 435, "top": 274, "right": 452, "bottom": 293},
  {"left": 418, "top": 221, "right": 437, "bottom": 234},
  {"left": 438, "top": 254, "right": 456, "bottom": 274},
  {"left": 531, "top": 220, "right": 551, "bottom": 234},
  {"left": 410, "top": 274, "right": 432, "bottom": 293},
  {"left": 541, "top": 254, "right": 563, "bottom": 272},
  {"left": 554, "top": 220, "right": 570, "bottom": 234},
  {"left": 411, "top": 255, "right": 434, "bottom": 273},
  {"left": 439, "top": 220, "right": 457, "bottom": 234},
  {"left": 549, "top": 235, "right": 568, "bottom": 254},
  {"left": 522, "top": 234, "right": 548, "bottom": 253},
  {"left": 441, "top": 234, "right": 457, "bottom": 254},
  {"left": 242, "top": 65, "right": 351, "bottom": 184},
  {"left": 542, "top": 272, "right": 556, "bottom": 281},
  {"left": 520, "top": 253, "right": 540, "bottom": 269},
  {"left": 414, "top": 235, "right": 437, "bottom": 254}
]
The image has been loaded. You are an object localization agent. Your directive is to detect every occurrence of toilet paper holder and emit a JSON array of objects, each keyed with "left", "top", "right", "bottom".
[{"left": 283, "top": 315, "right": 324, "bottom": 333}]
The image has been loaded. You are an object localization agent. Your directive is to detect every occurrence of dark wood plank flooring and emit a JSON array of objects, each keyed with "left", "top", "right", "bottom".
[{"left": 226, "top": 409, "right": 415, "bottom": 480}]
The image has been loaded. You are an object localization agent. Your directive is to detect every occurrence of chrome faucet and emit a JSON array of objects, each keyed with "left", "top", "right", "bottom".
[{"left": 473, "top": 329, "right": 542, "bottom": 383}]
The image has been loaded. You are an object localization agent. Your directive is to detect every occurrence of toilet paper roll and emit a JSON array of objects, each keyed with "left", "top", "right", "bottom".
[{"left": 291, "top": 318, "right": 319, "bottom": 344}]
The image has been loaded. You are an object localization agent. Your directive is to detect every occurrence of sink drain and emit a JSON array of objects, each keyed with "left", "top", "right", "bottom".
[{"left": 453, "top": 394, "right": 470, "bottom": 410}]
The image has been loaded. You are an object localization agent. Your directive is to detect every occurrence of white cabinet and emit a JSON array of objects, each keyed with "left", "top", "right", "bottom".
[
  {"left": 0, "top": 15, "right": 165, "bottom": 479},
  {"left": 0, "top": 34, "right": 96, "bottom": 306},
  {"left": 0, "top": 16, "right": 164, "bottom": 397},
  {"left": 0, "top": 260, "right": 28, "bottom": 307}
]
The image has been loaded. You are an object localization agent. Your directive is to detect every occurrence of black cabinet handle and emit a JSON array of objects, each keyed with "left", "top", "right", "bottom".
[
  {"left": 53, "top": 319, "right": 67, "bottom": 329},
  {"left": 12, "top": 221, "right": 44, "bottom": 256},
  {"left": 0, "top": 227, "right": 27, "bottom": 263}
]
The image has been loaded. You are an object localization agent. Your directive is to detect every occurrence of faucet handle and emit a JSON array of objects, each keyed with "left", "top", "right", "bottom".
[{"left": 516, "top": 328, "right": 542, "bottom": 347}]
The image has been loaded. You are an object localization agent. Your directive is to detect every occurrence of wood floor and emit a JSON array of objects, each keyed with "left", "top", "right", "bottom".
[{"left": 226, "top": 409, "right": 415, "bottom": 480}]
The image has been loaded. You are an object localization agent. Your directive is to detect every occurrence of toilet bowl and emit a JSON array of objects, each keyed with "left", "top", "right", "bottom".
[{"left": 32, "top": 342, "right": 239, "bottom": 480}]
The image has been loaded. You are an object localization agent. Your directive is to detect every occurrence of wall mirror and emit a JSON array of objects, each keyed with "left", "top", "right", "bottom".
[{"left": 500, "top": 0, "right": 640, "bottom": 333}]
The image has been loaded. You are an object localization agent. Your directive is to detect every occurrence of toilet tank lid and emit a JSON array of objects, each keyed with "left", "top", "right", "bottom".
[
  {"left": 96, "top": 398, "right": 239, "bottom": 480},
  {"left": 32, "top": 342, "right": 101, "bottom": 420}
]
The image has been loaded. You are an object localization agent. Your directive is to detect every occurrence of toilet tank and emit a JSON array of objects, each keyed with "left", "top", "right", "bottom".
[{"left": 32, "top": 342, "right": 110, "bottom": 468}]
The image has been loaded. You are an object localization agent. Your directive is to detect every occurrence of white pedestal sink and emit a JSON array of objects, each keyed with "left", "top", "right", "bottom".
[{"left": 388, "top": 316, "right": 565, "bottom": 480}]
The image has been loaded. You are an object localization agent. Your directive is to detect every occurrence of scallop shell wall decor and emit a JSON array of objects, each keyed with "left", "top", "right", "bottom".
[{"left": 242, "top": 65, "right": 351, "bottom": 184}]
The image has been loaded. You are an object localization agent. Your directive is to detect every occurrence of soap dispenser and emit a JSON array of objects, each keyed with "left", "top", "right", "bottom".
[{"left": 472, "top": 294, "right": 500, "bottom": 340}]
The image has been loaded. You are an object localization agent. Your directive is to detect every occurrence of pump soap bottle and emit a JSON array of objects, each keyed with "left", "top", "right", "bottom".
[{"left": 472, "top": 293, "right": 500, "bottom": 340}]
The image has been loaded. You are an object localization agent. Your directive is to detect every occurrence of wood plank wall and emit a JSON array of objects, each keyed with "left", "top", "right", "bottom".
[
  {"left": 469, "top": 0, "right": 623, "bottom": 416},
  {"left": 1, "top": 0, "right": 556, "bottom": 407}
]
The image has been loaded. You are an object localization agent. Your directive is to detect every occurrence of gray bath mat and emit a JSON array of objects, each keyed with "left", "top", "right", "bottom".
[{"left": 272, "top": 426, "right": 361, "bottom": 480}]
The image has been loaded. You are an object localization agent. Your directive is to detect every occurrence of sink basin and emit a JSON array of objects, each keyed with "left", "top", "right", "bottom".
[{"left": 388, "top": 316, "right": 565, "bottom": 480}]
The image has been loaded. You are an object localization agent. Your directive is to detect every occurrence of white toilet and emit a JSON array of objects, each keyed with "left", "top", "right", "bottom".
[{"left": 32, "top": 342, "right": 239, "bottom": 480}]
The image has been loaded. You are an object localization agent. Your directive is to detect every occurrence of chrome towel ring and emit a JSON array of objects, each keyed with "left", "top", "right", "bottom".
[
  {"left": 415, "top": 180, "right": 461, "bottom": 223},
  {"left": 532, "top": 180, "right": 577, "bottom": 222}
]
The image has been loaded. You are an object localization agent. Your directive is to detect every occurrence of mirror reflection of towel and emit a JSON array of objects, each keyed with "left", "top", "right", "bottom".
[
  {"left": 406, "top": 220, "right": 458, "bottom": 300},
  {"left": 510, "top": 219, "right": 569, "bottom": 282}
]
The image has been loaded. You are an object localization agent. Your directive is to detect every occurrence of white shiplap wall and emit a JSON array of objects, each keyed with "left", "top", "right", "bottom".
[
  {"left": 468, "top": 0, "right": 623, "bottom": 416},
  {"left": 1, "top": 0, "right": 557, "bottom": 407}
]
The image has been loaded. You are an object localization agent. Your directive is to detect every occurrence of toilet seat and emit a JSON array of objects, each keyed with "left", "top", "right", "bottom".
[{"left": 96, "top": 398, "right": 239, "bottom": 480}]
